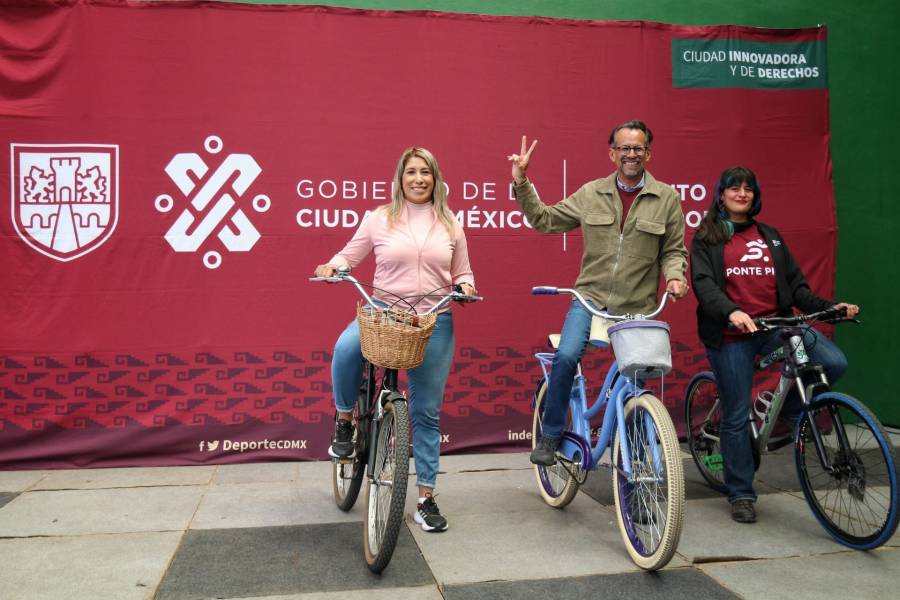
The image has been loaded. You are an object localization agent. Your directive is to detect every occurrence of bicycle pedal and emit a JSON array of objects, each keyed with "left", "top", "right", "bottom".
[{"left": 332, "top": 456, "right": 355, "bottom": 464}]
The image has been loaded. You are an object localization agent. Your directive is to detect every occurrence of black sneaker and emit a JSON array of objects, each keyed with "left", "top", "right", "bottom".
[
  {"left": 731, "top": 500, "right": 757, "bottom": 524},
  {"left": 415, "top": 496, "right": 448, "bottom": 532},
  {"left": 328, "top": 418, "right": 355, "bottom": 459},
  {"left": 530, "top": 436, "right": 560, "bottom": 466}
]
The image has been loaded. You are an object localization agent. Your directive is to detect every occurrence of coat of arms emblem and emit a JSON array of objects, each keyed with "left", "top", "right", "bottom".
[{"left": 10, "top": 144, "right": 119, "bottom": 261}]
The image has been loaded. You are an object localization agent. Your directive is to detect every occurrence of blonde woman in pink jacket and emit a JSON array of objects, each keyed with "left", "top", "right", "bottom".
[{"left": 314, "top": 147, "right": 477, "bottom": 532}]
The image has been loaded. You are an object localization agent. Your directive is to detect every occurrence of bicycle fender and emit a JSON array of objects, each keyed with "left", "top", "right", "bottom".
[
  {"left": 382, "top": 391, "right": 406, "bottom": 409},
  {"left": 687, "top": 371, "right": 716, "bottom": 394}
]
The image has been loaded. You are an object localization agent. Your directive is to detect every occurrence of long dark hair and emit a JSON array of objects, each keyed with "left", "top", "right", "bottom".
[{"left": 696, "top": 166, "right": 762, "bottom": 244}]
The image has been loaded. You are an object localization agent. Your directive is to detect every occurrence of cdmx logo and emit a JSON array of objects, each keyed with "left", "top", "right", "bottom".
[
  {"left": 156, "top": 135, "right": 270, "bottom": 269},
  {"left": 10, "top": 143, "right": 119, "bottom": 262}
]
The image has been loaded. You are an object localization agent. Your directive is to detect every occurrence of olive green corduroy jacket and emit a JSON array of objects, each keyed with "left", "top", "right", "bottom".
[{"left": 514, "top": 171, "right": 687, "bottom": 315}]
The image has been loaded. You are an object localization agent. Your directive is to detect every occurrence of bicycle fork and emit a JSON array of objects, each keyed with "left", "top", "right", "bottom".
[
  {"left": 613, "top": 384, "right": 664, "bottom": 484},
  {"left": 800, "top": 397, "right": 865, "bottom": 499}
]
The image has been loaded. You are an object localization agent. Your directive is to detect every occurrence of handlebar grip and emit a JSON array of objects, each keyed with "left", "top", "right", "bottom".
[
  {"left": 831, "top": 306, "right": 849, "bottom": 318},
  {"left": 532, "top": 286, "right": 559, "bottom": 295}
]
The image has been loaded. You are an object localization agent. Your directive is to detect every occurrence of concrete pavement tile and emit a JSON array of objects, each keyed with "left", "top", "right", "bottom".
[
  {"left": 0, "top": 491, "right": 18, "bottom": 509},
  {"left": 403, "top": 466, "right": 561, "bottom": 517},
  {"left": 0, "top": 485, "right": 205, "bottom": 536},
  {"left": 579, "top": 464, "right": 623, "bottom": 506},
  {"left": 443, "top": 568, "right": 740, "bottom": 600},
  {"left": 753, "top": 446, "right": 804, "bottom": 492},
  {"left": 437, "top": 451, "right": 534, "bottom": 474},
  {"left": 156, "top": 523, "right": 433, "bottom": 598},
  {"left": 677, "top": 492, "right": 861, "bottom": 562},
  {"left": 191, "top": 480, "right": 362, "bottom": 529},
  {"left": 409, "top": 493, "right": 684, "bottom": 585},
  {"left": 0, "top": 531, "right": 181, "bottom": 600},
  {"left": 228, "top": 588, "right": 443, "bottom": 600},
  {"left": 33, "top": 465, "right": 215, "bottom": 490},
  {"left": 297, "top": 459, "right": 338, "bottom": 481},
  {"left": 699, "top": 548, "right": 900, "bottom": 600},
  {"left": 0, "top": 469, "right": 49, "bottom": 492},
  {"left": 191, "top": 481, "right": 304, "bottom": 529},
  {"left": 214, "top": 461, "right": 302, "bottom": 484}
]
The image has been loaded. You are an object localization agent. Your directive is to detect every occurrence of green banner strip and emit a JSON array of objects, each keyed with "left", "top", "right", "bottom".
[{"left": 672, "top": 38, "right": 827, "bottom": 90}]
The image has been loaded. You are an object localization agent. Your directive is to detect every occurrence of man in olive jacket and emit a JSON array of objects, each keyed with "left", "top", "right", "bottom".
[{"left": 508, "top": 120, "right": 688, "bottom": 465}]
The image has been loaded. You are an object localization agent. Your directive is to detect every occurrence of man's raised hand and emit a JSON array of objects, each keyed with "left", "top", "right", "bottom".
[{"left": 508, "top": 135, "right": 538, "bottom": 184}]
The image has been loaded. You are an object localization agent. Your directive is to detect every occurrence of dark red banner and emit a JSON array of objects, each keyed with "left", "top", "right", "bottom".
[{"left": 0, "top": 1, "right": 834, "bottom": 468}]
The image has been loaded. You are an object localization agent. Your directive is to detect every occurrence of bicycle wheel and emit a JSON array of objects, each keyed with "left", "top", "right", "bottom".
[
  {"left": 332, "top": 372, "right": 373, "bottom": 511},
  {"left": 684, "top": 372, "right": 760, "bottom": 495},
  {"left": 613, "top": 394, "right": 684, "bottom": 571},
  {"left": 332, "top": 413, "right": 365, "bottom": 512},
  {"left": 363, "top": 396, "right": 410, "bottom": 573},
  {"left": 531, "top": 378, "right": 580, "bottom": 508},
  {"left": 795, "top": 393, "right": 899, "bottom": 549},
  {"left": 685, "top": 373, "right": 728, "bottom": 493}
]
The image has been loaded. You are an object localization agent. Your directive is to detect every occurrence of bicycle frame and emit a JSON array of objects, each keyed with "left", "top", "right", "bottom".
[
  {"left": 535, "top": 350, "right": 661, "bottom": 479},
  {"left": 700, "top": 323, "right": 850, "bottom": 474}
]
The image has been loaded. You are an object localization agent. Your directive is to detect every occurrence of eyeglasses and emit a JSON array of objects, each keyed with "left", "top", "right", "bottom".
[{"left": 612, "top": 145, "right": 648, "bottom": 156}]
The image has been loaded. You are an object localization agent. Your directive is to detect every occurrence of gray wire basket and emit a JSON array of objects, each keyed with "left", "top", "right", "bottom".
[{"left": 607, "top": 319, "right": 672, "bottom": 378}]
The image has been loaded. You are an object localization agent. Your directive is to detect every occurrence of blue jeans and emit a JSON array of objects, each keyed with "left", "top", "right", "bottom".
[
  {"left": 332, "top": 310, "right": 455, "bottom": 489},
  {"left": 541, "top": 299, "right": 598, "bottom": 439},
  {"left": 705, "top": 327, "right": 848, "bottom": 504}
]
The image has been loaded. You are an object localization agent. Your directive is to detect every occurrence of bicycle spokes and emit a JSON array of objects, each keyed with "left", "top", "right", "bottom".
[
  {"left": 796, "top": 395, "right": 899, "bottom": 549},
  {"left": 624, "top": 407, "right": 666, "bottom": 548},
  {"left": 613, "top": 395, "right": 684, "bottom": 570}
]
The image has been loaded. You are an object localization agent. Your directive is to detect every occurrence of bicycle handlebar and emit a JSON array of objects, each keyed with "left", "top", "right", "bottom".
[
  {"left": 752, "top": 306, "right": 859, "bottom": 329},
  {"left": 310, "top": 269, "right": 482, "bottom": 315},
  {"left": 531, "top": 285, "right": 670, "bottom": 320}
]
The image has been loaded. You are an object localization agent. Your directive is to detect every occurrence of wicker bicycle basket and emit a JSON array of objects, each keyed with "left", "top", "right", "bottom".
[{"left": 356, "top": 303, "right": 437, "bottom": 369}]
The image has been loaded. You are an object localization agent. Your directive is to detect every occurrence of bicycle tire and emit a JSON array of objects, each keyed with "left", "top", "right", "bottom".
[
  {"left": 332, "top": 413, "right": 366, "bottom": 512},
  {"left": 332, "top": 371, "right": 374, "bottom": 511},
  {"left": 613, "top": 394, "right": 684, "bottom": 571},
  {"left": 531, "top": 378, "right": 580, "bottom": 508},
  {"left": 684, "top": 372, "right": 760, "bottom": 495},
  {"left": 684, "top": 372, "right": 729, "bottom": 494},
  {"left": 363, "top": 397, "right": 410, "bottom": 573},
  {"left": 795, "top": 392, "right": 899, "bottom": 550}
]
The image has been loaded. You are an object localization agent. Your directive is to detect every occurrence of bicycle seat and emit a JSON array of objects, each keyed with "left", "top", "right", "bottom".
[{"left": 547, "top": 316, "right": 612, "bottom": 348}]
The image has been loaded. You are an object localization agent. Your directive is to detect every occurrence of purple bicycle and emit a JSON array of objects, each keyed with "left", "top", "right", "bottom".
[{"left": 530, "top": 286, "right": 684, "bottom": 570}]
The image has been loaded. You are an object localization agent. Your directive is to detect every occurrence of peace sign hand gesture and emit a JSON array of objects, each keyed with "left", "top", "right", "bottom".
[{"left": 508, "top": 135, "right": 538, "bottom": 185}]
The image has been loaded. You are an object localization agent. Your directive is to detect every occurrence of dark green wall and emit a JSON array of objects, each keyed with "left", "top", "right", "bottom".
[{"left": 239, "top": 0, "right": 900, "bottom": 424}]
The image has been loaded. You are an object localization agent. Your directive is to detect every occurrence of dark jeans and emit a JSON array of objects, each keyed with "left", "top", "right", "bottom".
[{"left": 705, "top": 327, "right": 848, "bottom": 504}]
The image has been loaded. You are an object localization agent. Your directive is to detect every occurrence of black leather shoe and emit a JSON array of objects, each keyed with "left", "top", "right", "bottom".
[
  {"left": 731, "top": 500, "right": 757, "bottom": 523},
  {"left": 530, "top": 436, "right": 560, "bottom": 466}
]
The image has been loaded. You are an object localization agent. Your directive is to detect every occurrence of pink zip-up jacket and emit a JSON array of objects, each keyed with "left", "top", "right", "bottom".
[{"left": 330, "top": 201, "right": 475, "bottom": 314}]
